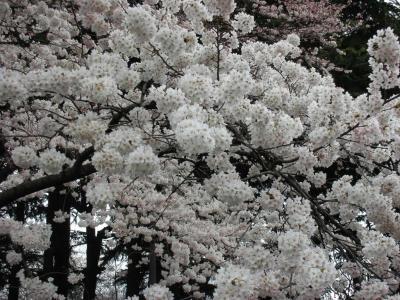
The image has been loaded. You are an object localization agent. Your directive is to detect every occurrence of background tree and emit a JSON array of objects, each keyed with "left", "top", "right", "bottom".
[
  {"left": 235, "top": 0, "right": 352, "bottom": 70},
  {"left": 332, "top": 0, "right": 400, "bottom": 96}
]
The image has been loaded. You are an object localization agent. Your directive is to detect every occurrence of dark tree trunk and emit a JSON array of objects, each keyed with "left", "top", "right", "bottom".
[
  {"left": 83, "top": 227, "right": 102, "bottom": 300},
  {"left": 8, "top": 264, "right": 20, "bottom": 300},
  {"left": 7, "top": 202, "right": 25, "bottom": 300},
  {"left": 126, "top": 246, "right": 145, "bottom": 298},
  {"left": 42, "top": 188, "right": 71, "bottom": 298},
  {"left": 148, "top": 243, "right": 161, "bottom": 286}
]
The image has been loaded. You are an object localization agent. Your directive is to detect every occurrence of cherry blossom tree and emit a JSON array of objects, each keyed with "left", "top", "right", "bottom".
[
  {"left": 0, "top": 0, "right": 400, "bottom": 299},
  {"left": 237, "top": 0, "right": 347, "bottom": 43},
  {"left": 236, "top": 0, "right": 353, "bottom": 71}
]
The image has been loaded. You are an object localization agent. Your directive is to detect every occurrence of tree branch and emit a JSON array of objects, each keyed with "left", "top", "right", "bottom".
[
  {"left": 0, "top": 99, "right": 145, "bottom": 208},
  {"left": 0, "top": 163, "right": 96, "bottom": 209}
]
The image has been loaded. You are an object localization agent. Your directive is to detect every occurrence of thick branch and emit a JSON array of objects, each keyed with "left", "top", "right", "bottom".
[
  {"left": 0, "top": 99, "right": 144, "bottom": 208},
  {"left": 0, "top": 163, "right": 96, "bottom": 209}
]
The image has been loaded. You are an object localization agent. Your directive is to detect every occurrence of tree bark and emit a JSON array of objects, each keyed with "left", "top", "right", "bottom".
[
  {"left": 7, "top": 202, "right": 25, "bottom": 300},
  {"left": 126, "top": 246, "right": 145, "bottom": 298},
  {"left": 148, "top": 243, "right": 161, "bottom": 286},
  {"left": 83, "top": 227, "right": 102, "bottom": 300},
  {"left": 42, "top": 188, "right": 72, "bottom": 298},
  {"left": 0, "top": 163, "right": 95, "bottom": 208}
]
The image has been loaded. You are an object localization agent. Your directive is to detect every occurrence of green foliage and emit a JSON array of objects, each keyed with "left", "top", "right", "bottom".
[{"left": 332, "top": 0, "right": 400, "bottom": 96}]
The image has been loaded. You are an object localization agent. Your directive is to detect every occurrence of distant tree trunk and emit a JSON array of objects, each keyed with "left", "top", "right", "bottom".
[
  {"left": 7, "top": 202, "right": 25, "bottom": 300},
  {"left": 83, "top": 227, "right": 102, "bottom": 300},
  {"left": 126, "top": 245, "right": 145, "bottom": 298},
  {"left": 148, "top": 243, "right": 161, "bottom": 286},
  {"left": 42, "top": 188, "right": 71, "bottom": 298}
]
